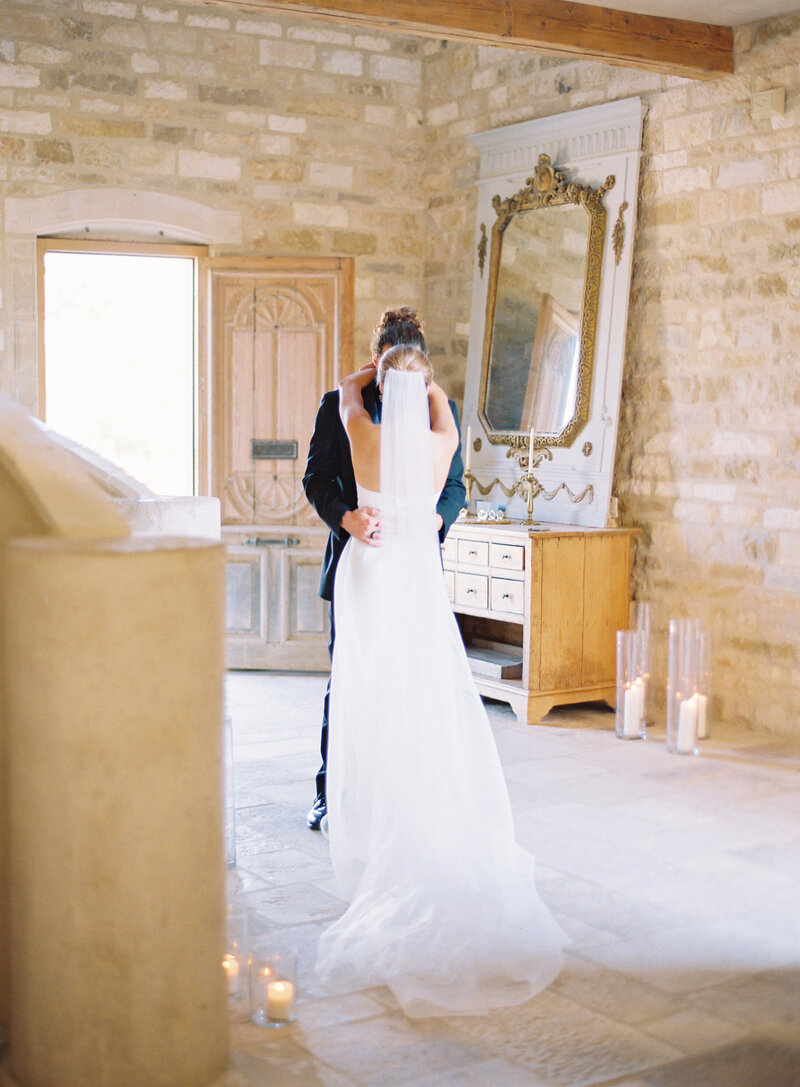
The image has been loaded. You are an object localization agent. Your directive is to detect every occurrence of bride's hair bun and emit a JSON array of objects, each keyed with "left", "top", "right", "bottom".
[{"left": 371, "top": 306, "right": 426, "bottom": 360}]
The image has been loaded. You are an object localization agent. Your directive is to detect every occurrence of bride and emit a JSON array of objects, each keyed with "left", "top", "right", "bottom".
[{"left": 317, "top": 345, "right": 567, "bottom": 1018}]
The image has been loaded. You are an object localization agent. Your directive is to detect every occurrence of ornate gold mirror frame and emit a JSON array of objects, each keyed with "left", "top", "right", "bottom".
[{"left": 479, "top": 154, "right": 615, "bottom": 449}]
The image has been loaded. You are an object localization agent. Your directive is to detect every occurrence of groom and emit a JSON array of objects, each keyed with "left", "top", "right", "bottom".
[{"left": 302, "top": 308, "right": 466, "bottom": 830}]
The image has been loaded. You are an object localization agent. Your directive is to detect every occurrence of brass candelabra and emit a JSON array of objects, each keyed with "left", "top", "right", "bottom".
[
  {"left": 514, "top": 446, "right": 550, "bottom": 525},
  {"left": 462, "top": 446, "right": 554, "bottom": 524},
  {"left": 461, "top": 449, "right": 596, "bottom": 523},
  {"left": 520, "top": 464, "right": 539, "bottom": 526}
]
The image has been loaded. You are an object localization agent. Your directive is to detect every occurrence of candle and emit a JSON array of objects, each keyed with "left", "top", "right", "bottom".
[
  {"left": 695, "top": 692, "right": 708, "bottom": 739},
  {"left": 222, "top": 954, "right": 240, "bottom": 997},
  {"left": 529, "top": 425, "right": 535, "bottom": 468},
  {"left": 266, "top": 979, "right": 295, "bottom": 1022},
  {"left": 465, "top": 424, "right": 472, "bottom": 473},
  {"left": 676, "top": 695, "right": 698, "bottom": 753},
  {"left": 623, "top": 677, "right": 643, "bottom": 737}
]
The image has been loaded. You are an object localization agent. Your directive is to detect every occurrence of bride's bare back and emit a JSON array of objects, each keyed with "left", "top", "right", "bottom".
[{"left": 338, "top": 364, "right": 458, "bottom": 497}]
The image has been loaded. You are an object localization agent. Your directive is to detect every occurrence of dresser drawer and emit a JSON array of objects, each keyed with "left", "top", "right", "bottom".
[
  {"left": 441, "top": 536, "right": 457, "bottom": 564},
  {"left": 455, "top": 572, "right": 489, "bottom": 609},
  {"left": 490, "top": 542, "right": 525, "bottom": 572},
  {"left": 457, "top": 538, "right": 489, "bottom": 567},
  {"left": 443, "top": 568, "right": 455, "bottom": 603},
  {"left": 491, "top": 577, "right": 525, "bottom": 615}
]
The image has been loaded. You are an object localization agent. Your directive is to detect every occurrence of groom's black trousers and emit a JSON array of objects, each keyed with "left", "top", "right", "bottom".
[{"left": 316, "top": 601, "right": 335, "bottom": 800}]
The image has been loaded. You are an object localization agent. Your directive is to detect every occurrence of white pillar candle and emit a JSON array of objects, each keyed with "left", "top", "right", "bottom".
[
  {"left": 623, "top": 678, "right": 643, "bottom": 737},
  {"left": 529, "top": 426, "right": 536, "bottom": 467},
  {"left": 676, "top": 695, "right": 698, "bottom": 753},
  {"left": 637, "top": 674, "right": 646, "bottom": 710},
  {"left": 222, "top": 954, "right": 240, "bottom": 997},
  {"left": 695, "top": 693, "right": 708, "bottom": 739},
  {"left": 266, "top": 979, "right": 295, "bottom": 1021},
  {"left": 465, "top": 425, "right": 471, "bottom": 473}
]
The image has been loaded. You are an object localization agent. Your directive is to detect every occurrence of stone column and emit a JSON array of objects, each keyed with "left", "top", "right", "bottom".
[
  {"left": 0, "top": 473, "right": 50, "bottom": 1037},
  {"left": 2, "top": 536, "right": 229, "bottom": 1087}
]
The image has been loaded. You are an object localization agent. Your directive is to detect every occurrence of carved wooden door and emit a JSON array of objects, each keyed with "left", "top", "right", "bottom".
[{"left": 206, "top": 257, "right": 353, "bottom": 670}]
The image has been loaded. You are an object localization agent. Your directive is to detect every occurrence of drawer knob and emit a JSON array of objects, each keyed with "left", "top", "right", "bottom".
[
  {"left": 502, "top": 592, "right": 510, "bottom": 600},
  {"left": 501, "top": 553, "right": 511, "bottom": 559},
  {"left": 466, "top": 587, "right": 475, "bottom": 594},
  {"left": 468, "top": 549, "right": 477, "bottom": 556}
]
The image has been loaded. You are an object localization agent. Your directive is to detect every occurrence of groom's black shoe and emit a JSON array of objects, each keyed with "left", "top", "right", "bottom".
[{"left": 307, "top": 793, "right": 326, "bottom": 830}]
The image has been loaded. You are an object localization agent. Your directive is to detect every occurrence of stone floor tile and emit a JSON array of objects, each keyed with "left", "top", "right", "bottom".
[
  {"left": 226, "top": 864, "right": 272, "bottom": 895},
  {"left": 289, "top": 991, "right": 387, "bottom": 1029},
  {"left": 506, "top": 754, "right": 607, "bottom": 783},
  {"left": 609, "top": 856, "right": 798, "bottom": 930},
  {"left": 578, "top": 921, "right": 799, "bottom": 996},
  {"left": 220, "top": 1030, "right": 358, "bottom": 1086},
  {"left": 296, "top": 1014, "right": 493, "bottom": 1087},
  {"left": 235, "top": 805, "right": 326, "bottom": 859},
  {"left": 540, "top": 871, "right": 686, "bottom": 940},
  {"left": 228, "top": 845, "right": 332, "bottom": 891},
  {"left": 412, "top": 1056, "right": 552, "bottom": 1086},
  {"left": 608, "top": 793, "right": 722, "bottom": 832},
  {"left": 733, "top": 833, "right": 800, "bottom": 878},
  {"left": 233, "top": 737, "right": 318, "bottom": 761},
  {"left": 687, "top": 968, "right": 800, "bottom": 1033},
  {"left": 636, "top": 1009, "right": 752, "bottom": 1054},
  {"left": 551, "top": 955, "right": 684, "bottom": 1025},
  {"left": 237, "top": 880, "right": 343, "bottom": 927},
  {"left": 233, "top": 756, "right": 316, "bottom": 793},
  {"left": 633, "top": 1037, "right": 800, "bottom": 1087},
  {"left": 443, "top": 989, "right": 682, "bottom": 1086},
  {"left": 597, "top": 1080, "right": 651, "bottom": 1087},
  {"left": 770, "top": 790, "right": 800, "bottom": 815}
]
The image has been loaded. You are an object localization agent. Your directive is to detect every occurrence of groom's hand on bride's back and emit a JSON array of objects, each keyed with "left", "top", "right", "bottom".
[{"left": 341, "top": 507, "right": 381, "bottom": 546}]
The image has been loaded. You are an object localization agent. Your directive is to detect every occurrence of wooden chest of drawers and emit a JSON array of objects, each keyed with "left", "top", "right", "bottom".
[{"left": 442, "top": 521, "right": 636, "bottom": 724}]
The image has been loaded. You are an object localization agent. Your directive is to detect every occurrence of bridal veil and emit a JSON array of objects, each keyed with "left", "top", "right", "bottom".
[{"left": 318, "top": 369, "right": 567, "bottom": 1017}]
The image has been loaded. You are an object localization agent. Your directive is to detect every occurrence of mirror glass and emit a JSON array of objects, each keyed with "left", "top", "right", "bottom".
[
  {"left": 478, "top": 155, "right": 612, "bottom": 449},
  {"left": 484, "top": 203, "right": 588, "bottom": 434}
]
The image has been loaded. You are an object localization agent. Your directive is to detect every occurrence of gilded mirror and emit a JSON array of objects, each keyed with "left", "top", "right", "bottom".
[{"left": 479, "top": 154, "right": 614, "bottom": 448}]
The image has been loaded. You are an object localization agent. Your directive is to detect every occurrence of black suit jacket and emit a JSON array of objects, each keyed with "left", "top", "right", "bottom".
[{"left": 303, "top": 381, "right": 466, "bottom": 601}]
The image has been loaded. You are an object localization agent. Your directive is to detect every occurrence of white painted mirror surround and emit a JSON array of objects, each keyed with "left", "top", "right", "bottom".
[{"left": 462, "top": 97, "right": 645, "bottom": 527}]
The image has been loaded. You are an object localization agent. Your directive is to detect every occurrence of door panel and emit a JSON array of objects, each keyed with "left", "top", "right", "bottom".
[
  {"left": 208, "top": 257, "right": 353, "bottom": 670},
  {"left": 223, "top": 528, "right": 330, "bottom": 672},
  {"left": 214, "top": 271, "right": 343, "bottom": 526},
  {"left": 225, "top": 554, "right": 263, "bottom": 636},
  {"left": 284, "top": 550, "right": 329, "bottom": 643}
]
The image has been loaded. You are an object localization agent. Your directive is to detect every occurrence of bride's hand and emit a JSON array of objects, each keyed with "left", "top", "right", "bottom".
[
  {"left": 339, "top": 363, "right": 377, "bottom": 391},
  {"left": 341, "top": 506, "right": 381, "bottom": 546}
]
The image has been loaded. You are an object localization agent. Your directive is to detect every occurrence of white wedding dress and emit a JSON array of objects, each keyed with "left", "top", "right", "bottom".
[{"left": 317, "top": 370, "right": 567, "bottom": 1018}]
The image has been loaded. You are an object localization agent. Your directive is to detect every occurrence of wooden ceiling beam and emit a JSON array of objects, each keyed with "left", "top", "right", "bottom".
[{"left": 187, "top": 0, "right": 734, "bottom": 79}]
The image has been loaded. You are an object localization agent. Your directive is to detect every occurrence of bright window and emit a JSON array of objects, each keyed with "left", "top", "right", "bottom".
[{"left": 38, "top": 241, "right": 203, "bottom": 496}]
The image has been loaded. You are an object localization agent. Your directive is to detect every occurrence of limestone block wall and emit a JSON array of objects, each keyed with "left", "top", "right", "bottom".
[
  {"left": 0, "top": 0, "right": 430, "bottom": 405},
  {"left": 419, "top": 17, "right": 800, "bottom": 736}
]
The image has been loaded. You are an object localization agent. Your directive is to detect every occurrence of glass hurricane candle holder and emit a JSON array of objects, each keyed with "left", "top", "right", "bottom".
[
  {"left": 630, "top": 600, "right": 652, "bottom": 724},
  {"left": 224, "top": 714, "right": 237, "bottom": 868},
  {"left": 224, "top": 904, "right": 248, "bottom": 1002},
  {"left": 249, "top": 940, "right": 297, "bottom": 1027},
  {"left": 696, "top": 630, "right": 711, "bottom": 740},
  {"left": 616, "top": 629, "right": 646, "bottom": 740},
  {"left": 667, "top": 618, "right": 701, "bottom": 756}
]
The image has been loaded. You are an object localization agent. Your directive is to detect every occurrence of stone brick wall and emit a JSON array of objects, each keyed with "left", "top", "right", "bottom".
[
  {"left": 1, "top": 0, "right": 798, "bottom": 736},
  {"left": 625, "top": 18, "right": 800, "bottom": 739},
  {"left": 0, "top": 0, "right": 430, "bottom": 398},
  {"left": 420, "top": 17, "right": 800, "bottom": 738}
]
